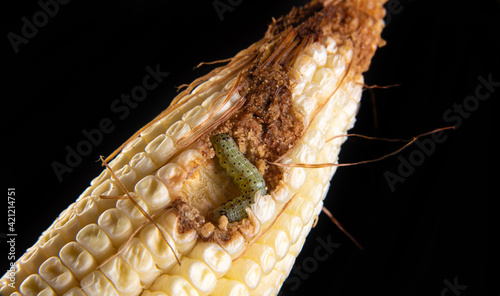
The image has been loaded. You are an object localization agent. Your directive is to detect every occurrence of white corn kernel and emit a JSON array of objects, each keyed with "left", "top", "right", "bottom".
[
  {"left": 225, "top": 259, "right": 262, "bottom": 290},
  {"left": 38, "top": 256, "right": 78, "bottom": 294},
  {"left": 257, "top": 229, "right": 290, "bottom": 261},
  {"left": 241, "top": 243, "right": 276, "bottom": 275},
  {"left": 218, "top": 232, "right": 245, "bottom": 256},
  {"left": 295, "top": 54, "right": 317, "bottom": 84},
  {"left": 274, "top": 213, "right": 303, "bottom": 244},
  {"left": 81, "top": 271, "right": 119, "bottom": 296},
  {"left": 306, "top": 43, "right": 327, "bottom": 67},
  {"left": 100, "top": 256, "right": 142, "bottom": 296},
  {"left": 135, "top": 175, "right": 171, "bottom": 213},
  {"left": 122, "top": 136, "right": 147, "bottom": 159},
  {"left": 76, "top": 224, "right": 116, "bottom": 263},
  {"left": 156, "top": 163, "right": 187, "bottom": 198},
  {"left": 145, "top": 134, "right": 175, "bottom": 165},
  {"left": 139, "top": 224, "right": 178, "bottom": 270},
  {"left": 20, "top": 247, "right": 46, "bottom": 275},
  {"left": 170, "top": 258, "right": 217, "bottom": 294},
  {"left": 188, "top": 242, "right": 232, "bottom": 278},
  {"left": 140, "top": 120, "right": 167, "bottom": 143},
  {"left": 19, "top": 274, "right": 56, "bottom": 296},
  {"left": 116, "top": 195, "right": 149, "bottom": 228},
  {"left": 158, "top": 210, "right": 197, "bottom": 254},
  {"left": 210, "top": 278, "right": 249, "bottom": 296},
  {"left": 120, "top": 238, "right": 162, "bottom": 287},
  {"left": 251, "top": 193, "right": 275, "bottom": 224},
  {"left": 149, "top": 275, "right": 198, "bottom": 296},
  {"left": 284, "top": 166, "right": 306, "bottom": 191},
  {"left": 129, "top": 152, "right": 157, "bottom": 178},
  {"left": 249, "top": 282, "right": 275, "bottom": 296},
  {"left": 59, "top": 242, "right": 98, "bottom": 281},
  {"left": 98, "top": 208, "right": 134, "bottom": 248},
  {"left": 115, "top": 165, "right": 139, "bottom": 192},
  {"left": 182, "top": 105, "right": 209, "bottom": 129},
  {"left": 260, "top": 269, "right": 286, "bottom": 292},
  {"left": 54, "top": 211, "right": 83, "bottom": 242},
  {"left": 271, "top": 182, "right": 289, "bottom": 204},
  {"left": 73, "top": 197, "right": 102, "bottom": 226},
  {"left": 166, "top": 121, "right": 191, "bottom": 144},
  {"left": 284, "top": 195, "right": 314, "bottom": 225},
  {"left": 38, "top": 232, "right": 66, "bottom": 259}
]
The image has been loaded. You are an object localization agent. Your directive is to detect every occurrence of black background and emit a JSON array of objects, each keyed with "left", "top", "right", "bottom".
[{"left": 1, "top": 0, "right": 497, "bottom": 295}]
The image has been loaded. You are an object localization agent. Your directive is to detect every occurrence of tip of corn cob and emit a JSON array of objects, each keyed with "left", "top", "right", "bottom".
[{"left": 168, "top": 0, "right": 387, "bottom": 241}]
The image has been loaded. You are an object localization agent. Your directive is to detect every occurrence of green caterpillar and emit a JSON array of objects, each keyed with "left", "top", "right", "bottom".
[{"left": 211, "top": 133, "right": 267, "bottom": 222}]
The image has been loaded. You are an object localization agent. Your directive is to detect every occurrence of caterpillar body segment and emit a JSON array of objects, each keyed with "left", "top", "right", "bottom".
[
  {"left": 212, "top": 133, "right": 267, "bottom": 222},
  {"left": 214, "top": 195, "right": 253, "bottom": 223},
  {"left": 1, "top": 0, "right": 388, "bottom": 295},
  {"left": 212, "top": 134, "right": 266, "bottom": 197}
]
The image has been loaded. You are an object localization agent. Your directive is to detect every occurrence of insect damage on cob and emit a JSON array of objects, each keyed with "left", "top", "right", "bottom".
[
  {"left": 1, "top": 0, "right": 387, "bottom": 295},
  {"left": 210, "top": 133, "right": 267, "bottom": 223}
]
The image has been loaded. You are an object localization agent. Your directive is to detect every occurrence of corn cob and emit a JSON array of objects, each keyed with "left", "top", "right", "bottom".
[{"left": 1, "top": 0, "right": 387, "bottom": 295}]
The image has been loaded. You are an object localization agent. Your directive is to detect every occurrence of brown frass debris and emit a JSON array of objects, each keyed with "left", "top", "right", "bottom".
[{"left": 217, "top": 62, "right": 303, "bottom": 192}]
